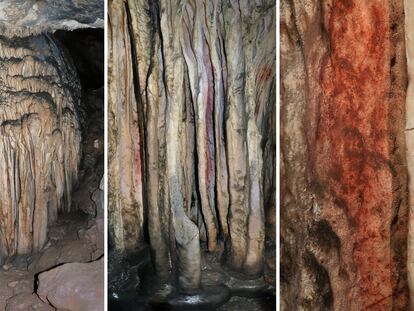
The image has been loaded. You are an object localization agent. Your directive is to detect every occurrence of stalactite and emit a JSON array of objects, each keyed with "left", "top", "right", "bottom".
[
  {"left": 109, "top": 0, "right": 275, "bottom": 300},
  {"left": 0, "top": 34, "right": 82, "bottom": 261}
]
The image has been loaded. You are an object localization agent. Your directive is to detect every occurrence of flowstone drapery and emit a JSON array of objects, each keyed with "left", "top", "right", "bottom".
[
  {"left": 0, "top": 0, "right": 103, "bottom": 263},
  {"left": 0, "top": 35, "right": 81, "bottom": 260},
  {"left": 281, "top": 0, "right": 409, "bottom": 309},
  {"left": 108, "top": 0, "right": 275, "bottom": 305}
]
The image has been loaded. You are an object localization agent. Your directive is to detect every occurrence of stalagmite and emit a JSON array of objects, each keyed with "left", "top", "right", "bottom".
[{"left": 109, "top": 1, "right": 275, "bottom": 305}]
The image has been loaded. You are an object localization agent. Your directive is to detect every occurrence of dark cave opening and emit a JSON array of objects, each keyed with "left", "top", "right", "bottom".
[
  {"left": 55, "top": 28, "right": 104, "bottom": 90},
  {"left": 55, "top": 28, "right": 104, "bottom": 214}
]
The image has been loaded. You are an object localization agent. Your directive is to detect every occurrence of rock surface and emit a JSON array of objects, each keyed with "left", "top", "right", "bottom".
[
  {"left": 0, "top": 2, "right": 104, "bottom": 309},
  {"left": 108, "top": 0, "right": 276, "bottom": 296},
  {"left": 0, "top": 33, "right": 82, "bottom": 261},
  {"left": 38, "top": 258, "right": 104, "bottom": 311},
  {"left": 281, "top": 0, "right": 408, "bottom": 310},
  {"left": 0, "top": 211, "right": 104, "bottom": 310},
  {"left": 5, "top": 293, "right": 54, "bottom": 311},
  {"left": 109, "top": 246, "right": 275, "bottom": 311},
  {"left": 405, "top": 0, "right": 414, "bottom": 307},
  {"left": 0, "top": 0, "right": 104, "bottom": 37},
  {"left": 0, "top": 0, "right": 104, "bottom": 264}
]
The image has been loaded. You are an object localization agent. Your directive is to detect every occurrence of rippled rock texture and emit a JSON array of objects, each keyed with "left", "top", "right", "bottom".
[
  {"left": 108, "top": 0, "right": 275, "bottom": 306},
  {"left": 0, "top": 1, "right": 103, "bottom": 263},
  {"left": 0, "top": 0, "right": 104, "bottom": 37},
  {"left": 0, "top": 34, "right": 82, "bottom": 261},
  {"left": 281, "top": 0, "right": 409, "bottom": 310}
]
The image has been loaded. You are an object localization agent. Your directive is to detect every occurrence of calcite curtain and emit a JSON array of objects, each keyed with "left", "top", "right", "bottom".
[
  {"left": 0, "top": 0, "right": 103, "bottom": 263},
  {"left": 109, "top": 0, "right": 275, "bottom": 292},
  {"left": 0, "top": 35, "right": 81, "bottom": 261},
  {"left": 281, "top": 0, "right": 410, "bottom": 310}
]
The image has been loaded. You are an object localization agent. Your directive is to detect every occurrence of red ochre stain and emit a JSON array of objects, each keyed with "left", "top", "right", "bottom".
[
  {"left": 258, "top": 65, "right": 273, "bottom": 83},
  {"left": 255, "top": 65, "right": 273, "bottom": 116},
  {"left": 203, "top": 53, "right": 215, "bottom": 188},
  {"left": 312, "top": 1, "right": 394, "bottom": 308}
]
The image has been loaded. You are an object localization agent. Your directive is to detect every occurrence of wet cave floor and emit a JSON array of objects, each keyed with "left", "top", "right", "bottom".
[{"left": 109, "top": 240, "right": 276, "bottom": 311}]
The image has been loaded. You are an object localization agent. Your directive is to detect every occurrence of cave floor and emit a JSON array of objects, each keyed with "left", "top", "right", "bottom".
[
  {"left": 0, "top": 211, "right": 103, "bottom": 309},
  {"left": 109, "top": 241, "right": 276, "bottom": 311}
]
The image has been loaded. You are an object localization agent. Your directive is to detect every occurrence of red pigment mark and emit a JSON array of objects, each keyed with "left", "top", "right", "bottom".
[
  {"left": 257, "top": 65, "right": 273, "bottom": 84},
  {"left": 256, "top": 65, "right": 273, "bottom": 116},
  {"left": 312, "top": 0, "right": 393, "bottom": 308},
  {"left": 203, "top": 43, "right": 216, "bottom": 189}
]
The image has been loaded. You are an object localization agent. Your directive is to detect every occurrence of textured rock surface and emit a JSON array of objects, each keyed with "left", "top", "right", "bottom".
[
  {"left": 5, "top": 293, "right": 54, "bottom": 311},
  {"left": 0, "top": 0, "right": 104, "bottom": 37},
  {"left": 405, "top": 0, "right": 414, "bottom": 307},
  {"left": 108, "top": 0, "right": 145, "bottom": 253},
  {"left": 0, "top": 0, "right": 103, "bottom": 264},
  {"left": 109, "top": 0, "right": 275, "bottom": 305},
  {"left": 281, "top": 0, "right": 408, "bottom": 310},
  {"left": 37, "top": 258, "right": 104, "bottom": 311},
  {"left": 0, "top": 211, "right": 104, "bottom": 310},
  {"left": 0, "top": 2, "right": 104, "bottom": 307},
  {"left": 0, "top": 34, "right": 82, "bottom": 261}
]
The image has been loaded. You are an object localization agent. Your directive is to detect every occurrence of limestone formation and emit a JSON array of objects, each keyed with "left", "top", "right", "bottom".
[
  {"left": 0, "top": 34, "right": 82, "bottom": 261},
  {"left": 0, "top": 0, "right": 103, "bottom": 262},
  {"left": 108, "top": 0, "right": 275, "bottom": 299},
  {"left": 281, "top": 0, "right": 408, "bottom": 310},
  {"left": 0, "top": 0, "right": 104, "bottom": 37},
  {"left": 406, "top": 0, "right": 414, "bottom": 308}
]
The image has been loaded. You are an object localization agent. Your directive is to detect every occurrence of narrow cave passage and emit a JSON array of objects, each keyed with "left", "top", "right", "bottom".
[{"left": 55, "top": 28, "right": 105, "bottom": 218}]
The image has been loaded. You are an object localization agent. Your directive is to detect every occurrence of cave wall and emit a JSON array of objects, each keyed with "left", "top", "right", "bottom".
[
  {"left": 406, "top": 0, "right": 414, "bottom": 307},
  {"left": 0, "top": 0, "right": 104, "bottom": 262},
  {"left": 281, "top": 0, "right": 408, "bottom": 310},
  {"left": 0, "top": 34, "right": 82, "bottom": 260},
  {"left": 108, "top": 0, "right": 275, "bottom": 289},
  {"left": 0, "top": 0, "right": 104, "bottom": 37},
  {"left": 108, "top": 0, "right": 145, "bottom": 252}
]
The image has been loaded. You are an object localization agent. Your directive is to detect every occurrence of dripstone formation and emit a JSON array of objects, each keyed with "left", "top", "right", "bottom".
[
  {"left": 108, "top": 0, "right": 275, "bottom": 307},
  {"left": 0, "top": 0, "right": 103, "bottom": 262},
  {"left": 281, "top": 0, "right": 409, "bottom": 310}
]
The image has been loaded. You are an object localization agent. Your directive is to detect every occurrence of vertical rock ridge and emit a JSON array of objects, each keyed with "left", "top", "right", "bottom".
[
  {"left": 281, "top": 0, "right": 409, "bottom": 309},
  {"left": 0, "top": 34, "right": 81, "bottom": 261},
  {"left": 109, "top": 0, "right": 275, "bottom": 293}
]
